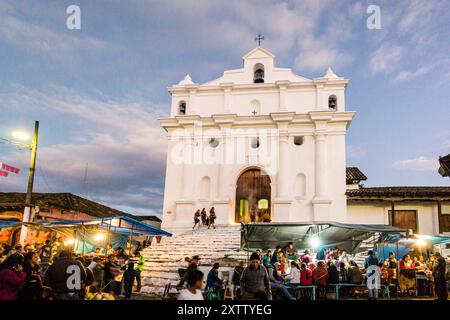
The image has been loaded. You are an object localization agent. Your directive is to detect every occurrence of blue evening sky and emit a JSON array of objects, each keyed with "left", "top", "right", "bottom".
[{"left": 0, "top": 0, "right": 449, "bottom": 217}]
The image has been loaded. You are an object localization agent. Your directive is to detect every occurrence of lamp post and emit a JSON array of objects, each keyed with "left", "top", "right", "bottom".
[{"left": 19, "top": 121, "right": 39, "bottom": 244}]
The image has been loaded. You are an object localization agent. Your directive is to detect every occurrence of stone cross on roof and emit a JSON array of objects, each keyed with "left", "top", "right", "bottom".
[{"left": 254, "top": 34, "right": 264, "bottom": 46}]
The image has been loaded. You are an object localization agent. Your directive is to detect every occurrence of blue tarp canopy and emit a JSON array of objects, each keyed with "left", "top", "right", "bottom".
[
  {"left": 0, "top": 218, "right": 21, "bottom": 229},
  {"left": 33, "top": 215, "right": 172, "bottom": 237},
  {"left": 375, "top": 233, "right": 450, "bottom": 260}
]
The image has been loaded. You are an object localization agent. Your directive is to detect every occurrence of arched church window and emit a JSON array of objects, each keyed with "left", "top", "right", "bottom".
[
  {"left": 328, "top": 95, "right": 337, "bottom": 111},
  {"left": 208, "top": 137, "right": 219, "bottom": 148},
  {"left": 178, "top": 101, "right": 186, "bottom": 115},
  {"left": 295, "top": 173, "right": 306, "bottom": 198},
  {"left": 294, "top": 136, "right": 304, "bottom": 146},
  {"left": 251, "top": 137, "right": 260, "bottom": 149},
  {"left": 253, "top": 63, "right": 265, "bottom": 83},
  {"left": 200, "top": 176, "right": 211, "bottom": 199}
]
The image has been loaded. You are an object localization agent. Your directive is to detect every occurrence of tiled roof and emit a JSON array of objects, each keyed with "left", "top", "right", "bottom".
[
  {"left": 0, "top": 192, "right": 134, "bottom": 218},
  {"left": 346, "top": 186, "right": 450, "bottom": 199},
  {"left": 132, "top": 215, "right": 162, "bottom": 222},
  {"left": 346, "top": 167, "right": 367, "bottom": 182},
  {"left": 439, "top": 154, "right": 450, "bottom": 177}
]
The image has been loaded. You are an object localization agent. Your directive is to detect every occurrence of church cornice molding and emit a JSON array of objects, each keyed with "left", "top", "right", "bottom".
[
  {"left": 160, "top": 111, "right": 355, "bottom": 131},
  {"left": 168, "top": 79, "right": 348, "bottom": 95}
]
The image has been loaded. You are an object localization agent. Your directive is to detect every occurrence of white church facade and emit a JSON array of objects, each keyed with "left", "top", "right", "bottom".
[{"left": 159, "top": 47, "right": 450, "bottom": 236}]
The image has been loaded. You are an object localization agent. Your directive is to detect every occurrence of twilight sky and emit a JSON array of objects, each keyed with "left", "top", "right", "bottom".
[{"left": 0, "top": 0, "right": 449, "bottom": 217}]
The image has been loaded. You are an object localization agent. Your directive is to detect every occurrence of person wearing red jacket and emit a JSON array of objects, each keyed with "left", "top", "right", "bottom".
[
  {"left": 0, "top": 254, "right": 26, "bottom": 300},
  {"left": 313, "top": 261, "right": 328, "bottom": 299}
]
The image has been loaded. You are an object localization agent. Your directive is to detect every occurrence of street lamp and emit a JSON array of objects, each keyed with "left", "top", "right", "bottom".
[
  {"left": 11, "top": 130, "right": 31, "bottom": 141},
  {"left": 18, "top": 121, "right": 39, "bottom": 244}
]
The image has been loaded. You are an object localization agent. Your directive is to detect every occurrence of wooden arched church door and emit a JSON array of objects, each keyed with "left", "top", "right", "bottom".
[{"left": 235, "top": 168, "right": 271, "bottom": 223}]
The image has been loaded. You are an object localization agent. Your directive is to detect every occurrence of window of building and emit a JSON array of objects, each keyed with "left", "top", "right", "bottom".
[
  {"left": 295, "top": 173, "right": 306, "bottom": 198},
  {"left": 258, "top": 199, "right": 269, "bottom": 209},
  {"left": 251, "top": 137, "right": 260, "bottom": 149},
  {"left": 200, "top": 176, "right": 211, "bottom": 199},
  {"left": 439, "top": 214, "right": 450, "bottom": 233},
  {"left": 294, "top": 136, "right": 304, "bottom": 146},
  {"left": 328, "top": 95, "right": 337, "bottom": 110},
  {"left": 208, "top": 137, "right": 219, "bottom": 148},
  {"left": 388, "top": 210, "right": 418, "bottom": 233},
  {"left": 178, "top": 101, "right": 186, "bottom": 115},
  {"left": 253, "top": 63, "right": 265, "bottom": 83}
]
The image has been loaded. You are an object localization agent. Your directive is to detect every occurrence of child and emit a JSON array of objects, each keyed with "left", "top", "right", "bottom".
[
  {"left": 177, "top": 270, "right": 204, "bottom": 300},
  {"left": 123, "top": 262, "right": 136, "bottom": 299}
]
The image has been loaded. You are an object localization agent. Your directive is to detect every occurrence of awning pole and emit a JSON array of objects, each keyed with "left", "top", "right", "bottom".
[
  {"left": 82, "top": 226, "right": 85, "bottom": 255},
  {"left": 396, "top": 239, "right": 399, "bottom": 258},
  {"left": 129, "top": 220, "right": 134, "bottom": 256}
]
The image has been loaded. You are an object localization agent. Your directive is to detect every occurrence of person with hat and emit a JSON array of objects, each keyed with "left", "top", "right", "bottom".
[
  {"left": 240, "top": 252, "right": 271, "bottom": 300},
  {"left": 432, "top": 252, "right": 448, "bottom": 300}
]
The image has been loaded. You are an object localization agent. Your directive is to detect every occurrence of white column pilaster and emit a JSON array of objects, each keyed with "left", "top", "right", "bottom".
[
  {"left": 276, "top": 80, "right": 289, "bottom": 112},
  {"left": 277, "top": 132, "right": 289, "bottom": 198},
  {"left": 182, "top": 135, "right": 195, "bottom": 199},
  {"left": 220, "top": 83, "right": 233, "bottom": 114},
  {"left": 314, "top": 133, "right": 328, "bottom": 199}
]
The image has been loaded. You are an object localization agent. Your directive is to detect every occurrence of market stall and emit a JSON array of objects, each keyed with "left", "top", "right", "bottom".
[
  {"left": 241, "top": 221, "right": 406, "bottom": 253},
  {"left": 25, "top": 215, "right": 172, "bottom": 254}
]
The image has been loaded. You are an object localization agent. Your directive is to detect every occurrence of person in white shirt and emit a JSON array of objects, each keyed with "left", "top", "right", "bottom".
[
  {"left": 285, "top": 261, "right": 301, "bottom": 285},
  {"left": 177, "top": 270, "right": 204, "bottom": 300}
]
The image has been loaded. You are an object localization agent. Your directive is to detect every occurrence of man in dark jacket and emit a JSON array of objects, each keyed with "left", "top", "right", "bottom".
[
  {"left": 43, "top": 250, "right": 87, "bottom": 300},
  {"left": 240, "top": 252, "right": 271, "bottom": 300},
  {"left": 178, "top": 255, "right": 200, "bottom": 288},
  {"left": 123, "top": 262, "right": 136, "bottom": 299},
  {"left": 206, "top": 263, "right": 223, "bottom": 291},
  {"left": 432, "top": 252, "right": 448, "bottom": 300}
]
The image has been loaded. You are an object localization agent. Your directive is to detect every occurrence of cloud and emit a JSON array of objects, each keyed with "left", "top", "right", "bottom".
[
  {"left": 393, "top": 65, "right": 432, "bottom": 82},
  {"left": 392, "top": 156, "right": 438, "bottom": 171},
  {"left": 0, "top": 2, "right": 120, "bottom": 66},
  {"left": 369, "top": 43, "right": 404, "bottom": 74},
  {"left": 396, "top": 0, "right": 439, "bottom": 35},
  {"left": 0, "top": 84, "right": 167, "bottom": 216}
]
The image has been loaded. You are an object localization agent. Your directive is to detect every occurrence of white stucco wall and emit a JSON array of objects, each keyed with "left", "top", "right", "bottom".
[{"left": 347, "top": 202, "right": 445, "bottom": 235}]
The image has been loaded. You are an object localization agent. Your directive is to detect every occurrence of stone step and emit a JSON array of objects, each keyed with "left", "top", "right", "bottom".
[{"left": 141, "top": 226, "right": 245, "bottom": 295}]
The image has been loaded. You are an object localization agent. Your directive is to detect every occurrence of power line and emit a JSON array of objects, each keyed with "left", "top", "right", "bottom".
[{"left": 37, "top": 159, "right": 54, "bottom": 193}]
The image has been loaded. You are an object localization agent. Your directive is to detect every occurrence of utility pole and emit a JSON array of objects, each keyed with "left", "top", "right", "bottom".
[{"left": 19, "top": 121, "right": 39, "bottom": 244}]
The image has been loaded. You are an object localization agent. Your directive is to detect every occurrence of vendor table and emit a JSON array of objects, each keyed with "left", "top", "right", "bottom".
[
  {"left": 290, "top": 285, "right": 317, "bottom": 300},
  {"left": 415, "top": 274, "right": 429, "bottom": 297},
  {"left": 329, "top": 283, "right": 394, "bottom": 299}
]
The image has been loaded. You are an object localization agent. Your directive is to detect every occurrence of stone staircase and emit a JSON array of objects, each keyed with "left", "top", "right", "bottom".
[
  {"left": 351, "top": 234, "right": 379, "bottom": 266},
  {"left": 140, "top": 225, "right": 247, "bottom": 295}
]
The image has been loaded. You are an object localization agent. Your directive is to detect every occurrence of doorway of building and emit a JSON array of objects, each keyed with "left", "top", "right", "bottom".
[{"left": 235, "top": 168, "right": 271, "bottom": 223}]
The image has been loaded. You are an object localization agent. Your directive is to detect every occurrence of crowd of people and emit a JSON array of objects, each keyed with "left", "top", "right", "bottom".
[
  {"left": 0, "top": 238, "right": 146, "bottom": 300},
  {"left": 193, "top": 207, "right": 217, "bottom": 230},
  {"left": 175, "top": 243, "right": 449, "bottom": 300}
]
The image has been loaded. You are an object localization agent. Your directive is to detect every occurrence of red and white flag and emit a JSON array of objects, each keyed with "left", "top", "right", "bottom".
[{"left": 0, "top": 162, "right": 20, "bottom": 174}]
